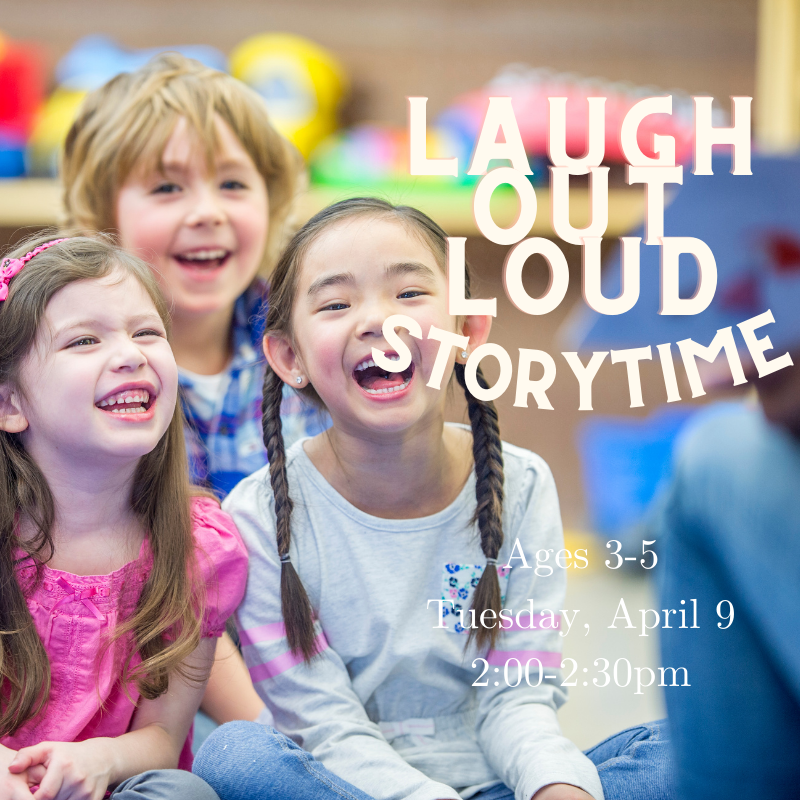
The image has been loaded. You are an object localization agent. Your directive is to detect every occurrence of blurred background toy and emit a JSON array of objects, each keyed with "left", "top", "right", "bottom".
[
  {"left": 309, "top": 121, "right": 480, "bottom": 189},
  {"left": 54, "top": 34, "right": 226, "bottom": 91},
  {"left": 230, "top": 32, "right": 347, "bottom": 160},
  {"left": 0, "top": 30, "right": 45, "bottom": 177},
  {"left": 308, "top": 63, "right": 703, "bottom": 200},
  {"left": 441, "top": 65, "right": 701, "bottom": 169}
]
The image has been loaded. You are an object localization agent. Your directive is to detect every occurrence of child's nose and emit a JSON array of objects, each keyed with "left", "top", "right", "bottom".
[
  {"left": 111, "top": 338, "right": 148, "bottom": 371},
  {"left": 356, "top": 299, "right": 394, "bottom": 339},
  {"left": 185, "top": 185, "right": 226, "bottom": 227}
]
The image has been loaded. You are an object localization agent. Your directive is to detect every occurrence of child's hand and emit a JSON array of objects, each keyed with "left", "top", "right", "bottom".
[
  {"left": 532, "top": 785, "right": 595, "bottom": 800},
  {"left": 1, "top": 764, "right": 37, "bottom": 800},
  {"left": 1, "top": 743, "right": 36, "bottom": 800},
  {"left": 0, "top": 770, "right": 35, "bottom": 800},
  {"left": 8, "top": 740, "right": 113, "bottom": 800}
]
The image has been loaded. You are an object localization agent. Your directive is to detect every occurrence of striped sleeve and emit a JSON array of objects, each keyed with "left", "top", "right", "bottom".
[
  {"left": 239, "top": 619, "right": 334, "bottom": 685},
  {"left": 224, "top": 474, "right": 462, "bottom": 800},
  {"left": 475, "top": 457, "right": 604, "bottom": 800}
]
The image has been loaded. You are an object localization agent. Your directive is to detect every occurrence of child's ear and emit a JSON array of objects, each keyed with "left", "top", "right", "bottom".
[
  {"left": 263, "top": 333, "right": 307, "bottom": 387},
  {"left": 459, "top": 314, "right": 493, "bottom": 356},
  {"left": 0, "top": 385, "right": 29, "bottom": 434}
]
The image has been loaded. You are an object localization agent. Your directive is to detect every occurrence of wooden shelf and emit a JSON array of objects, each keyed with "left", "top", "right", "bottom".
[
  {"left": 0, "top": 179, "right": 64, "bottom": 228},
  {"left": 1, "top": 178, "right": 645, "bottom": 237}
]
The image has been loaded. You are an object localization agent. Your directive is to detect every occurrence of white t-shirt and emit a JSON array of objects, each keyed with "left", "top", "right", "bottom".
[{"left": 179, "top": 367, "right": 231, "bottom": 406}]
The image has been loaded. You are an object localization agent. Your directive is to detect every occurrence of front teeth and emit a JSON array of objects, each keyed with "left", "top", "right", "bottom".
[
  {"left": 355, "top": 354, "right": 400, "bottom": 371},
  {"left": 98, "top": 390, "right": 150, "bottom": 408},
  {"left": 364, "top": 378, "right": 411, "bottom": 395},
  {"left": 179, "top": 249, "right": 227, "bottom": 261}
]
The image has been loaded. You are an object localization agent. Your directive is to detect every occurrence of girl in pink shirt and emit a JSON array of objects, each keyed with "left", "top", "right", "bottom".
[{"left": 0, "top": 235, "right": 247, "bottom": 800}]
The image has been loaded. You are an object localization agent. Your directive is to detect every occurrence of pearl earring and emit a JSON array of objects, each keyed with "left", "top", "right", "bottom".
[
  {"left": 295, "top": 376, "right": 303, "bottom": 384},
  {"left": 461, "top": 350, "right": 469, "bottom": 359}
]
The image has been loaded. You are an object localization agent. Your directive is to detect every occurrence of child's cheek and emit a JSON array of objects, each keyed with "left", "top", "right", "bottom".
[
  {"left": 239, "top": 208, "right": 269, "bottom": 268},
  {"left": 305, "top": 336, "right": 343, "bottom": 385}
]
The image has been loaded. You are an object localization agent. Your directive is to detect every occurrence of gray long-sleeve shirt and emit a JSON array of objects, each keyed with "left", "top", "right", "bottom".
[{"left": 224, "top": 435, "right": 603, "bottom": 800}]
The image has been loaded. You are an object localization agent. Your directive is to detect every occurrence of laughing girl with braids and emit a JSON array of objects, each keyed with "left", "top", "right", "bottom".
[{"left": 194, "top": 199, "right": 674, "bottom": 800}]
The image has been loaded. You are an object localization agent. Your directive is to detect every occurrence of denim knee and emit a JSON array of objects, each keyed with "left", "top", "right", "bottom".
[
  {"left": 194, "top": 720, "right": 269, "bottom": 777},
  {"left": 584, "top": 718, "right": 669, "bottom": 762},
  {"left": 193, "top": 720, "right": 308, "bottom": 800},
  {"left": 193, "top": 721, "right": 380, "bottom": 800},
  {"left": 584, "top": 719, "right": 674, "bottom": 800}
]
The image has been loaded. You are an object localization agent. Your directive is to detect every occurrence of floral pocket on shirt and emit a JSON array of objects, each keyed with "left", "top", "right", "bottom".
[{"left": 440, "top": 563, "right": 511, "bottom": 634}]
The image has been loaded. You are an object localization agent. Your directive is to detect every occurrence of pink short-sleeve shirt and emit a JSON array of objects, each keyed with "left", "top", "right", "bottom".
[{"left": 1, "top": 496, "right": 247, "bottom": 770}]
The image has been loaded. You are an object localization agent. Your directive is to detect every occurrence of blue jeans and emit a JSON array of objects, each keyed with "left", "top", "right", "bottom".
[
  {"left": 193, "top": 719, "right": 673, "bottom": 800},
  {"left": 193, "top": 722, "right": 374, "bottom": 800},
  {"left": 111, "top": 769, "right": 219, "bottom": 799},
  {"left": 658, "top": 407, "right": 800, "bottom": 799}
]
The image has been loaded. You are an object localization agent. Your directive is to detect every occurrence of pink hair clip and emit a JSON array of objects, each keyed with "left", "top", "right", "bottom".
[{"left": 0, "top": 238, "right": 69, "bottom": 302}]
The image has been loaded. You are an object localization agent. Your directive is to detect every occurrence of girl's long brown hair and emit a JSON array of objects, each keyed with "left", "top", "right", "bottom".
[
  {"left": 261, "top": 198, "right": 506, "bottom": 660},
  {"left": 0, "top": 233, "right": 206, "bottom": 736}
]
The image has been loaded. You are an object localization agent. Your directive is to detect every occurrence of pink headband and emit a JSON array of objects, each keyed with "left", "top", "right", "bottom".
[{"left": 0, "top": 239, "right": 70, "bottom": 302}]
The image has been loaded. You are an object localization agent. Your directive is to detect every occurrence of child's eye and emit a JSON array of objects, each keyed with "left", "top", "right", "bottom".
[
  {"left": 133, "top": 329, "right": 164, "bottom": 339},
  {"left": 151, "top": 182, "right": 181, "bottom": 195},
  {"left": 398, "top": 290, "right": 425, "bottom": 299},
  {"left": 320, "top": 302, "right": 349, "bottom": 312},
  {"left": 220, "top": 179, "right": 247, "bottom": 191},
  {"left": 67, "top": 336, "right": 98, "bottom": 348}
]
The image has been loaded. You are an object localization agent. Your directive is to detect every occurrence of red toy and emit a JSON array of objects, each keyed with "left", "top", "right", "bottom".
[{"left": 0, "top": 30, "right": 46, "bottom": 139}]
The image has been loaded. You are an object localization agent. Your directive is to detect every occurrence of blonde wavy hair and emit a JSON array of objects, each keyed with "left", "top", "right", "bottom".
[{"left": 62, "top": 52, "right": 304, "bottom": 276}]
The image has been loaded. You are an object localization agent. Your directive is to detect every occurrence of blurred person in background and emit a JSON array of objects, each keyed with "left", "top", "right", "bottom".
[{"left": 658, "top": 344, "right": 800, "bottom": 798}]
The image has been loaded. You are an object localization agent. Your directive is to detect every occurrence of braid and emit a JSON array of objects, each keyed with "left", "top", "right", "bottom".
[
  {"left": 261, "top": 366, "right": 319, "bottom": 661},
  {"left": 454, "top": 362, "right": 505, "bottom": 651}
]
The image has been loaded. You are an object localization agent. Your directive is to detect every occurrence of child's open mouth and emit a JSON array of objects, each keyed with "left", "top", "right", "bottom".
[
  {"left": 353, "top": 356, "right": 414, "bottom": 395},
  {"left": 96, "top": 388, "right": 155, "bottom": 415},
  {"left": 173, "top": 248, "right": 231, "bottom": 271}
]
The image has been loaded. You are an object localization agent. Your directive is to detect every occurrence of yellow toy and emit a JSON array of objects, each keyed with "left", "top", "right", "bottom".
[
  {"left": 230, "top": 33, "right": 347, "bottom": 159},
  {"left": 26, "top": 88, "right": 87, "bottom": 176}
]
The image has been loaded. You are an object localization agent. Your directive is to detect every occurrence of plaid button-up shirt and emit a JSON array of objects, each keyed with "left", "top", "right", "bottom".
[{"left": 179, "top": 283, "right": 329, "bottom": 498}]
